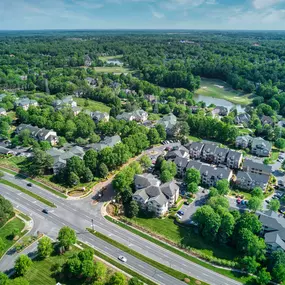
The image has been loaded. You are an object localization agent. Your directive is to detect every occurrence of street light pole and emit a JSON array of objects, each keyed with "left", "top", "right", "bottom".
[{"left": 91, "top": 219, "right": 94, "bottom": 231}]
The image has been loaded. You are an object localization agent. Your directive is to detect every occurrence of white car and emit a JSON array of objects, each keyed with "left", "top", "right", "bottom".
[
  {"left": 118, "top": 255, "right": 127, "bottom": 263},
  {"left": 175, "top": 213, "right": 182, "bottom": 219}
]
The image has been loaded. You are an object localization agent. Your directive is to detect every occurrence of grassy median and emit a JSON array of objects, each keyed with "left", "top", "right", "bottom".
[
  {"left": 0, "top": 179, "right": 56, "bottom": 208},
  {"left": 87, "top": 228, "right": 209, "bottom": 285}
]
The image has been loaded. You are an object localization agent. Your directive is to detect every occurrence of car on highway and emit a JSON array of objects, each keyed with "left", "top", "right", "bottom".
[
  {"left": 118, "top": 255, "right": 127, "bottom": 262},
  {"left": 177, "top": 210, "right": 184, "bottom": 216},
  {"left": 27, "top": 183, "right": 33, "bottom": 187},
  {"left": 42, "top": 209, "right": 49, "bottom": 214}
]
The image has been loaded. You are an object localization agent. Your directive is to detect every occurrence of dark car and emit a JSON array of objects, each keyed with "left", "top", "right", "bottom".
[
  {"left": 27, "top": 183, "right": 33, "bottom": 187},
  {"left": 42, "top": 209, "right": 49, "bottom": 214},
  {"left": 177, "top": 210, "right": 184, "bottom": 216},
  {"left": 184, "top": 201, "right": 190, "bottom": 205}
]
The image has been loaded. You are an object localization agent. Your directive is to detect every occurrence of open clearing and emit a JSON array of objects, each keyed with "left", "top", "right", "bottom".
[
  {"left": 99, "top": 55, "right": 123, "bottom": 62},
  {"left": 94, "top": 66, "right": 131, "bottom": 74},
  {"left": 196, "top": 78, "right": 252, "bottom": 105},
  {"left": 74, "top": 98, "right": 111, "bottom": 113}
]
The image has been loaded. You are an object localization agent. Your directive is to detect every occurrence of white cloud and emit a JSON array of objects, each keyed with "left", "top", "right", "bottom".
[
  {"left": 151, "top": 8, "right": 165, "bottom": 18},
  {"left": 252, "top": 0, "right": 284, "bottom": 9}
]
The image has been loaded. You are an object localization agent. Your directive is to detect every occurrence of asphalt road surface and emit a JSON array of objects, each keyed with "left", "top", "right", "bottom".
[{"left": 0, "top": 170, "right": 242, "bottom": 285}]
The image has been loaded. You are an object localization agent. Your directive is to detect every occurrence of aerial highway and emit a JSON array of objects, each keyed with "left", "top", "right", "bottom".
[{"left": 0, "top": 171, "right": 242, "bottom": 285}]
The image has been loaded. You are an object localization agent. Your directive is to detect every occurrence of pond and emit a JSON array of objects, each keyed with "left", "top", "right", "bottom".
[{"left": 193, "top": 93, "right": 245, "bottom": 113}]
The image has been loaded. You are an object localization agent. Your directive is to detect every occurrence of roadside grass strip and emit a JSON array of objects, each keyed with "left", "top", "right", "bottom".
[
  {"left": 78, "top": 242, "right": 158, "bottom": 285},
  {"left": 87, "top": 228, "right": 209, "bottom": 285},
  {"left": 0, "top": 167, "right": 67, "bottom": 199},
  {"left": 0, "top": 179, "right": 56, "bottom": 208},
  {"left": 104, "top": 216, "right": 251, "bottom": 284}
]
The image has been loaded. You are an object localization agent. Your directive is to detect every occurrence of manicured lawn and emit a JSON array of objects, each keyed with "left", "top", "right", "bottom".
[
  {"left": 128, "top": 215, "right": 238, "bottom": 260},
  {"left": 230, "top": 190, "right": 252, "bottom": 200},
  {"left": 98, "top": 55, "right": 123, "bottom": 62},
  {"left": 74, "top": 98, "right": 111, "bottom": 113},
  {"left": 0, "top": 218, "right": 26, "bottom": 258},
  {"left": 271, "top": 149, "right": 280, "bottom": 162},
  {"left": 94, "top": 66, "right": 131, "bottom": 74},
  {"left": 188, "top": 135, "right": 201, "bottom": 142},
  {"left": 196, "top": 78, "right": 252, "bottom": 105},
  {"left": 0, "top": 156, "right": 31, "bottom": 172}
]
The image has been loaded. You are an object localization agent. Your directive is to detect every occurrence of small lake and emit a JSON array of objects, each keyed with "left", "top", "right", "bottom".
[{"left": 194, "top": 94, "right": 245, "bottom": 113}]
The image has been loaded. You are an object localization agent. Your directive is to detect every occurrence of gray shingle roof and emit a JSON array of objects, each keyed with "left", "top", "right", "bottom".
[
  {"left": 134, "top": 174, "right": 160, "bottom": 188},
  {"left": 157, "top": 113, "right": 177, "bottom": 130},
  {"left": 227, "top": 150, "right": 243, "bottom": 162},
  {"left": 264, "top": 232, "right": 285, "bottom": 250},
  {"left": 252, "top": 137, "right": 272, "bottom": 151},
  {"left": 160, "top": 181, "right": 179, "bottom": 198},
  {"left": 214, "top": 147, "right": 229, "bottom": 158},
  {"left": 236, "top": 171, "right": 270, "bottom": 184},
  {"left": 188, "top": 142, "right": 204, "bottom": 152},
  {"left": 174, "top": 157, "right": 188, "bottom": 169},
  {"left": 203, "top": 143, "right": 217, "bottom": 154},
  {"left": 243, "top": 158, "right": 272, "bottom": 173}
]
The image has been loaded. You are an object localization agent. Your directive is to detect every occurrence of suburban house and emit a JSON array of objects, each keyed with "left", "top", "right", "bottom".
[
  {"left": 234, "top": 113, "right": 251, "bottom": 126},
  {"left": 86, "top": 110, "right": 110, "bottom": 123},
  {"left": 261, "top": 115, "right": 274, "bottom": 126},
  {"left": 85, "top": 77, "right": 97, "bottom": 87},
  {"left": 0, "top": 108, "right": 7, "bottom": 116},
  {"left": 201, "top": 143, "right": 218, "bottom": 163},
  {"left": 235, "top": 135, "right": 253, "bottom": 149},
  {"left": 14, "top": 98, "right": 38, "bottom": 111},
  {"left": 278, "top": 121, "right": 285, "bottom": 128},
  {"left": 144, "top": 94, "right": 156, "bottom": 103},
  {"left": 157, "top": 113, "right": 177, "bottom": 135},
  {"left": 84, "top": 55, "right": 92, "bottom": 67},
  {"left": 258, "top": 211, "right": 285, "bottom": 252},
  {"left": 47, "top": 146, "right": 85, "bottom": 174},
  {"left": 16, "top": 124, "right": 58, "bottom": 146},
  {"left": 226, "top": 150, "right": 243, "bottom": 169},
  {"left": 72, "top": 106, "right": 82, "bottom": 116},
  {"left": 186, "top": 161, "right": 233, "bottom": 187},
  {"left": 52, "top": 96, "right": 77, "bottom": 110},
  {"left": 235, "top": 171, "right": 270, "bottom": 190},
  {"left": 133, "top": 173, "right": 179, "bottom": 217},
  {"left": 188, "top": 142, "right": 205, "bottom": 159},
  {"left": 243, "top": 159, "right": 272, "bottom": 176},
  {"left": 116, "top": 109, "right": 148, "bottom": 122},
  {"left": 212, "top": 106, "right": 228, "bottom": 117},
  {"left": 86, "top": 135, "right": 121, "bottom": 151},
  {"left": 251, "top": 137, "right": 272, "bottom": 157}
]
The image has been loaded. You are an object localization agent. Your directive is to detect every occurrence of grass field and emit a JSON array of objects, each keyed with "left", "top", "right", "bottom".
[
  {"left": 98, "top": 55, "right": 123, "bottom": 62},
  {"left": 74, "top": 98, "right": 111, "bottom": 113},
  {"left": 196, "top": 78, "right": 252, "bottom": 105},
  {"left": 0, "top": 218, "right": 26, "bottom": 258},
  {"left": 94, "top": 66, "right": 131, "bottom": 74},
  {"left": 127, "top": 215, "right": 238, "bottom": 260}
]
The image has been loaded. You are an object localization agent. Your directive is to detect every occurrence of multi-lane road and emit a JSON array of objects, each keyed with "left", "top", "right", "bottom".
[{"left": 0, "top": 169, "right": 242, "bottom": 285}]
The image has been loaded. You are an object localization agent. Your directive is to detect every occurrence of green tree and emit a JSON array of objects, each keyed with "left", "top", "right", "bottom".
[
  {"left": 29, "top": 149, "right": 54, "bottom": 176},
  {"left": 67, "top": 172, "right": 80, "bottom": 187},
  {"left": 66, "top": 256, "right": 81, "bottom": 276},
  {"left": 39, "top": 141, "right": 51, "bottom": 151},
  {"left": 57, "top": 226, "right": 77, "bottom": 250},
  {"left": 148, "top": 128, "right": 160, "bottom": 145},
  {"left": 84, "top": 149, "right": 98, "bottom": 175},
  {"left": 160, "top": 170, "right": 173, "bottom": 183},
  {"left": 275, "top": 138, "right": 285, "bottom": 149},
  {"left": 8, "top": 277, "right": 30, "bottom": 285},
  {"left": 108, "top": 272, "right": 127, "bottom": 285},
  {"left": 14, "top": 255, "right": 33, "bottom": 276},
  {"left": 187, "top": 182, "right": 198, "bottom": 194},
  {"left": 248, "top": 197, "right": 263, "bottom": 212},
  {"left": 161, "top": 160, "right": 177, "bottom": 177},
  {"left": 239, "top": 256, "right": 260, "bottom": 274},
  {"left": 139, "top": 155, "right": 152, "bottom": 169},
  {"left": 257, "top": 268, "right": 271, "bottom": 285},
  {"left": 218, "top": 212, "right": 235, "bottom": 244},
  {"left": 0, "top": 272, "right": 8, "bottom": 285},
  {"left": 37, "top": 236, "right": 53, "bottom": 258},
  {"left": 207, "top": 196, "right": 229, "bottom": 210},
  {"left": 155, "top": 124, "right": 166, "bottom": 141},
  {"left": 94, "top": 262, "right": 107, "bottom": 281},
  {"left": 81, "top": 260, "right": 95, "bottom": 279},
  {"left": 98, "top": 163, "right": 108, "bottom": 178},
  {"left": 126, "top": 200, "right": 139, "bottom": 218},
  {"left": 0, "top": 237, "right": 5, "bottom": 252},
  {"left": 82, "top": 167, "right": 94, "bottom": 183},
  {"left": 185, "top": 168, "right": 201, "bottom": 185},
  {"left": 268, "top": 199, "right": 280, "bottom": 212},
  {"left": 252, "top": 187, "right": 264, "bottom": 199},
  {"left": 272, "top": 264, "right": 285, "bottom": 283},
  {"left": 216, "top": 179, "right": 230, "bottom": 196}
]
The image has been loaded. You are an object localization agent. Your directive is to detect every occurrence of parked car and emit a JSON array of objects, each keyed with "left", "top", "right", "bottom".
[
  {"left": 184, "top": 201, "right": 190, "bottom": 205},
  {"left": 236, "top": 198, "right": 241, "bottom": 204},
  {"left": 175, "top": 213, "right": 182, "bottom": 219},
  {"left": 177, "top": 210, "right": 184, "bottom": 216},
  {"left": 265, "top": 200, "right": 270, "bottom": 204},
  {"left": 118, "top": 256, "right": 127, "bottom": 263},
  {"left": 172, "top": 146, "right": 179, "bottom": 151}
]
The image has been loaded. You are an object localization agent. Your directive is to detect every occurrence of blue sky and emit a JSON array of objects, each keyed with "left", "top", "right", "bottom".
[{"left": 0, "top": 0, "right": 285, "bottom": 30}]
